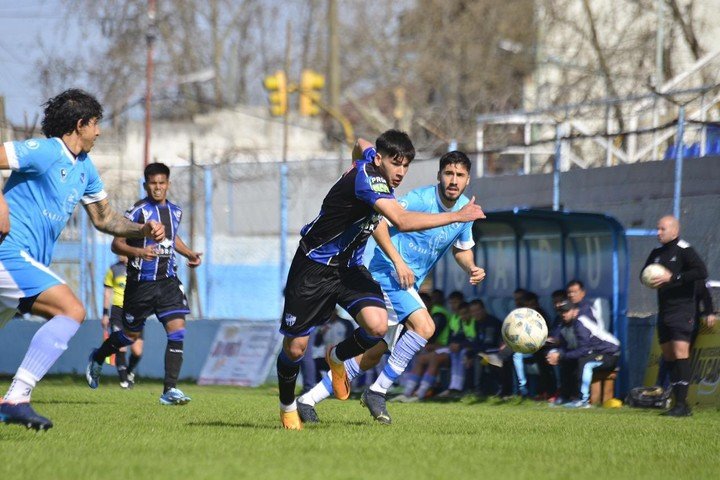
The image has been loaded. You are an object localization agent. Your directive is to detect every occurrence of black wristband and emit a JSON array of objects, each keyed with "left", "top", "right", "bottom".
[{"left": 103, "top": 308, "right": 110, "bottom": 316}]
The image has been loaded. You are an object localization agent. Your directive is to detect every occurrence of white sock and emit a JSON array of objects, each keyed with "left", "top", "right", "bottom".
[
  {"left": 297, "top": 374, "right": 333, "bottom": 406},
  {"left": 279, "top": 400, "right": 297, "bottom": 412},
  {"left": 3, "top": 377, "right": 34, "bottom": 404},
  {"left": 4, "top": 315, "right": 80, "bottom": 403}
]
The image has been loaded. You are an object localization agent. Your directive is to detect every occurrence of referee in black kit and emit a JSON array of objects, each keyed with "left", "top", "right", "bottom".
[{"left": 642, "top": 215, "right": 708, "bottom": 417}]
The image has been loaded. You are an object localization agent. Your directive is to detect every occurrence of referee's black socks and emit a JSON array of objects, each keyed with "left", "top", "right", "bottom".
[{"left": 672, "top": 358, "right": 691, "bottom": 406}]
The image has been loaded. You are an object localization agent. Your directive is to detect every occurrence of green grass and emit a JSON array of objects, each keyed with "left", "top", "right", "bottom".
[{"left": 1, "top": 377, "right": 719, "bottom": 480}]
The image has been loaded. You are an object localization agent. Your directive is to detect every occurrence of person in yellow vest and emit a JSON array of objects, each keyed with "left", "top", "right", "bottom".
[
  {"left": 436, "top": 301, "right": 478, "bottom": 398},
  {"left": 102, "top": 256, "right": 143, "bottom": 388}
]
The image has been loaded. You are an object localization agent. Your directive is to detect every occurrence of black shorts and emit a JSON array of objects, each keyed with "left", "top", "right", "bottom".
[
  {"left": 122, "top": 277, "right": 190, "bottom": 332},
  {"left": 109, "top": 305, "right": 143, "bottom": 339},
  {"left": 657, "top": 310, "right": 695, "bottom": 343},
  {"left": 280, "top": 249, "right": 385, "bottom": 337}
]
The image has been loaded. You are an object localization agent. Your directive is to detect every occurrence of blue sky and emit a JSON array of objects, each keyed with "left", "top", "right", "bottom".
[{"left": 0, "top": 0, "right": 66, "bottom": 125}]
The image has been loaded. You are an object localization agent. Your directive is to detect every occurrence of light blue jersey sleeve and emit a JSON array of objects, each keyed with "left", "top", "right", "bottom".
[
  {"left": 80, "top": 157, "right": 107, "bottom": 204},
  {"left": 454, "top": 220, "right": 475, "bottom": 250},
  {"left": 4, "top": 138, "right": 58, "bottom": 175},
  {"left": 397, "top": 188, "right": 428, "bottom": 212}
]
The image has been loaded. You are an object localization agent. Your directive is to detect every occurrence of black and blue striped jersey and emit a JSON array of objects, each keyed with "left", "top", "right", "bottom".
[
  {"left": 299, "top": 147, "right": 395, "bottom": 268},
  {"left": 124, "top": 198, "right": 183, "bottom": 282}
]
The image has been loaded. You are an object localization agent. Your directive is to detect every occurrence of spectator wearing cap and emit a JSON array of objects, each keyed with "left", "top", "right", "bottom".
[{"left": 546, "top": 299, "right": 620, "bottom": 408}]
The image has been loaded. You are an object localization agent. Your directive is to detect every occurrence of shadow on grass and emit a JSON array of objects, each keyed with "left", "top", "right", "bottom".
[
  {"left": 33, "top": 399, "right": 101, "bottom": 405},
  {"left": 187, "top": 420, "right": 277, "bottom": 430}
]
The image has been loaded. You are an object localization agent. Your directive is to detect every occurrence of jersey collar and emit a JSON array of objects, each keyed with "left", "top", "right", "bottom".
[{"left": 54, "top": 138, "right": 85, "bottom": 165}]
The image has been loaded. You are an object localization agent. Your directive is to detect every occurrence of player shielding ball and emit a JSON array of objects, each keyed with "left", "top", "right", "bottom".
[
  {"left": 0, "top": 89, "right": 164, "bottom": 430},
  {"left": 277, "top": 130, "right": 486, "bottom": 429}
]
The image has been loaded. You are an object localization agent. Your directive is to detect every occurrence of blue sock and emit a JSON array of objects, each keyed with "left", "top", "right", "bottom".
[{"left": 370, "top": 330, "right": 426, "bottom": 394}]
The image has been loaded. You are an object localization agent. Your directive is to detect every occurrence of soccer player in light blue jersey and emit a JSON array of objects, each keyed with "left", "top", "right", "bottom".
[
  {"left": 297, "top": 151, "right": 486, "bottom": 424},
  {"left": 0, "top": 89, "right": 165, "bottom": 431}
]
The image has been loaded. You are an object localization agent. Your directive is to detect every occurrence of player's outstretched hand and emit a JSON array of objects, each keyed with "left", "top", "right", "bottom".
[
  {"left": 0, "top": 200, "right": 10, "bottom": 244},
  {"left": 456, "top": 196, "right": 486, "bottom": 222},
  {"left": 187, "top": 251, "right": 203, "bottom": 268},
  {"left": 468, "top": 266, "right": 485, "bottom": 285},
  {"left": 142, "top": 220, "right": 165, "bottom": 242}
]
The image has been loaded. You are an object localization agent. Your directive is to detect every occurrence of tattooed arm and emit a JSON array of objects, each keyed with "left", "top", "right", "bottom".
[{"left": 84, "top": 198, "right": 165, "bottom": 240}]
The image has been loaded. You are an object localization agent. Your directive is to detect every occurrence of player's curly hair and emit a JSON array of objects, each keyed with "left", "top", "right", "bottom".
[
  {"left": 375, "top": 129, "right": 415, "bottom": 162},
  {"left": 41, "top": 89, "right": 103, "bottom": 138},
  {"left": 439, "top": 150, "right": 471, "bottom": 172}
]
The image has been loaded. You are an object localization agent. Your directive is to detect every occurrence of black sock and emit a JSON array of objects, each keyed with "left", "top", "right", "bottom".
[
  {"left": 334, "top": 328, "right": 382, "bottom": 361},
  {"left": 673, "top": 359, "right": 691, "bottom": 407},
  {"left": 115, "top": 351, "right": 128, "bottom": 383},
  {"left": 277, "top": 352, "right": 300, "bottom": 406},
  {"left": 93, "top": 331, "right": 128, "bottom": 364},
  {"left": 163, "top": 340, "right": 183, "bottom": 393},
  {"left": 128, "top": 353, "right": 142, "bottom": 374}
]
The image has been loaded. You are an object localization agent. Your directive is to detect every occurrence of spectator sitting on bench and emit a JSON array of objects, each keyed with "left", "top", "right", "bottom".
[
  {"left": 546, "top": 300, "right": 620, "bottom": 408},
  {"left": 566, "top": 279, "right": 604, "bottom": 329}
]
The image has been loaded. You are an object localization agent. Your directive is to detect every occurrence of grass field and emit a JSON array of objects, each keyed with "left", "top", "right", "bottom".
[{"left": 1, "top": 377, "right": 719, "bottom": 480}]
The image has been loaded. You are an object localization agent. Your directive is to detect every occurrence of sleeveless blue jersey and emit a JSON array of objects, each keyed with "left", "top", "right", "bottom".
[
  {"left": 124, "top": 198, "right": 183, "bottom": 282},
  {"left": 1, "top": 138, "right": 106, "bottom": 265},
  {"left": 368, "top": 185, "right": 475, "bottom": 287}
]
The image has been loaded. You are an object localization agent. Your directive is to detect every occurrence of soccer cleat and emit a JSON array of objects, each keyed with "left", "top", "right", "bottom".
[
  {"left": 127, "top": 372, "right": 136, "bottom": 385},
  {"left": 661, "top": 404, "right": 692, "bottom": 417},
  {"left": 85, "top": 349, "right": 103, "bottom": 389},
  {"left": 436, "top": 389, "right": 463, "bottom": 400},
  {"left": 325, "top": 346, "right": 350, "bottom": 401},
  {"left": 159, "top": 388, "right": 191, "bottom": 406},
  {"left": 563, "top": 400, "right": 591, "bottom": 409},
  {"left": 0, "top": 403, "right": 53, "bottom": 431},
  {"left": 478, "top": 352, "right": 503, "bottom": 368},
  {"left": 297, "top": 401, "right": 319, "bottom": 423},
  {"left": 280, "top": 409, "right": 303, "bottom": 430},
  {"left": 119, "top": 381, "right": 130, "bottom": 389},
  {"left": 360, "top": 389, "right": 392, "bottom": 425}
]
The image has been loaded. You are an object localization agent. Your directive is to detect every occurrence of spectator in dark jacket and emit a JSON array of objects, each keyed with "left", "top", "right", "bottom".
[{"left": 546, "top": 300, "right": 620, "bottom": 408}]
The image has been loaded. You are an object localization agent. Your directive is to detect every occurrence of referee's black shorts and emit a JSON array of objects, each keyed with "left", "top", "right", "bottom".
[
  {"left": 657, "top": 308, "right": 695, "bottom": 344},
  {"left": 122, "top": 277, "right": 190, "bottom": 332},
  {"left": 280, "top": 249, "right": 385, "bottom": 337}
]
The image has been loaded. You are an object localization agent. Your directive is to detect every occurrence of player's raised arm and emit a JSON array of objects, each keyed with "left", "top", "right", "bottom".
[
  {"left": 452, "top": 246, "right": 485, "bottom": 285},
  {"left": 374, "top": 195, "right": 485, "bottom": 232},
  {"left": 84, "top": 198, "right": 165, "bottom": 241},
  {"left": 0, "top": 145, "right": 12, "bottom": 242}
]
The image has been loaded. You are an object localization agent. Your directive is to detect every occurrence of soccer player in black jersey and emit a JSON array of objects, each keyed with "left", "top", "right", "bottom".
[
  {"left": 87, "top": 163, "right": 202, "bottom": 405},
  {"left": 277, "top": 130, "right": 486, "bottom": 429},
  {"left": 642, "top": 215, "right": 708, "bottom": 417}
]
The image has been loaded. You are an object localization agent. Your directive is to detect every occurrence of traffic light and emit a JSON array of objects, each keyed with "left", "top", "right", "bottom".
[
  {"left": 299, "top": 69, "right": 325, "bottom": 116},
  {"left": 263, "top": 70, "right": 287, "bottom": 116}
]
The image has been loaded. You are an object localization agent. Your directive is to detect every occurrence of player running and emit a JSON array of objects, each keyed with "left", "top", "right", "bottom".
[
  {"left": 87, "top": 162, "right": 202, "bottom": 405},
  {"left": 277, "top": 132, "right": 486, "bottom": 430},
  {"left": 297, "top": 150, "right": 485, "bottom": 424},
  {"left": 0, "top": 89, "right": 164, "bottom": 431}
]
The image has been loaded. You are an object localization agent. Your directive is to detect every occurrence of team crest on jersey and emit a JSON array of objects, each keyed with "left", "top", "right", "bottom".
[
  {"left": 284, "top": 313, "right": 297, "bottom": 327},
  {"left": 173, "top": 209, "right": 182, "bottom": 221},
  {"left": 370, "top": 176, "right": 390, "bottom": 194},
  {"left": 60, "top": 168, "right": 68, "bottom": 182},
  {"left": 654, "top": 256, "right": 660, "bottom": 263},
  {"left": 80, "top": 173, "right": 86, "bottom": 183},
  {"left": 25, "top": 139, "right": 40, "bottom": 150}
]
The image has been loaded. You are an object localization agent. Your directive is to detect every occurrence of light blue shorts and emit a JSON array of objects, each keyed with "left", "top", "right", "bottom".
[
  {"left": 373, "top": 269, "right": 426, "bottom": 351},
  {"left": 0, "top": 247, "right": 65, "bottom": 326}
]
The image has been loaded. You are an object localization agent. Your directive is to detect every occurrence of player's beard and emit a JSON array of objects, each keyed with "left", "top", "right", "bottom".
[{"left": 439, "top": 184, "right": 461, "bottom": 204}]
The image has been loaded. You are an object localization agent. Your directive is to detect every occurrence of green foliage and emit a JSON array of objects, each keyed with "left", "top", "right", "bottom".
[{"left": 1, "top": 378, "right": 719, "bottom": 479}]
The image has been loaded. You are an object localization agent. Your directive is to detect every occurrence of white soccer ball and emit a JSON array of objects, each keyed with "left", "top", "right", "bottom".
[
  {"left": 641, "top": 263, "right": 669, "bottom": 289},
  {"left": 502, "top": 308, "right": 548, "bottom": 354}
]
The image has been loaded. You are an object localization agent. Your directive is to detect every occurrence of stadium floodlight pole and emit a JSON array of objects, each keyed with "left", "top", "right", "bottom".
[
  {"left": 279, "top": 22, "right": 291, "bottom": 302},
  {"left": 144, "top": 0, "right": 157, "bottom": 168}
]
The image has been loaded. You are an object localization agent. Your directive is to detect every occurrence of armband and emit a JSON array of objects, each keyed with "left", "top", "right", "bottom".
[{"left": 103, "top": 308, "right": 110, "bottom": 316}]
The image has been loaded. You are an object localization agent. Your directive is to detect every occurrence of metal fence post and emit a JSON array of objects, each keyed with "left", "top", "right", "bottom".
[
  {"left": 280, "top": 162, "right": 288, "bottom": 304},
  {"left": 204, "top": 166, "right": 213, "bottom": 317},
  {"left": 553, "top": 122, "right": 563, "bottom": 211},
  {"left": 673, "top": 106, "right": 685, "bottom": 219}
]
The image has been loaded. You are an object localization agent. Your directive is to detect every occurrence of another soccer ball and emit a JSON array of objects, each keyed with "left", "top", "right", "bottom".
[
  {"left": 641, "top": 263, "right": 669, "bottom": 289},
  {"left": 502, "top": 308, "right": 548, "bottom": 354}
]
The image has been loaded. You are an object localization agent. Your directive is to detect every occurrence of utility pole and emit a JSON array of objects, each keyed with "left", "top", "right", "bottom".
[
  {"left": 144, "top": 0, "right": 157, "bottom": 167},
  {"left": 327, "top": 0, "right": 340, "bottom": 112},
  {"left": 279, "top": 22, "right": 292, "bottom": 303}
]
